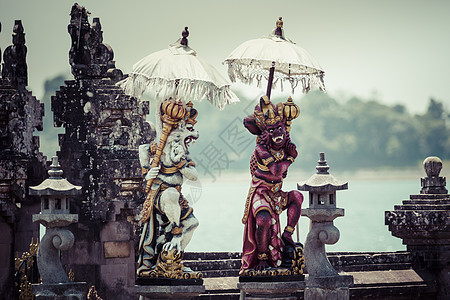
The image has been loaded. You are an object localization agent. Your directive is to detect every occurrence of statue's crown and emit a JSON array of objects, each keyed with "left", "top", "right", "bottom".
[
  {"left": 253, "top": 95, "right": 300, "bottom": 132},
  {"left": 160, "top": 98, "right": 198, "bottom": 126}
]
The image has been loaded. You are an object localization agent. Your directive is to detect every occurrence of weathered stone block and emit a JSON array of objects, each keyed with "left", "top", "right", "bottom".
[
  {"left": 304, "top": 286, "right": 349, "bottom": 300},
  {"left": 103, "top": 241, "right": 130, "bottom": 258},
  {"left": 65, "top": 241, "right": 102, "bottom": 265},
  {"left": 101, "top": 221, "right": 132, "bottom": 242},
  {"left": 0, "top": 243, "right": 12, "bottom": 268}
]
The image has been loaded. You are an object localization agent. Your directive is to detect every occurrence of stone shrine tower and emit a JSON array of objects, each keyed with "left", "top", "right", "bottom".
[
  {"left": 51, "top": 4, "right": 154, "bottom": 299},
  {"left": 0, "top": 20, "right": 47, "bottom": 299},
  {"left": 386, "top": 156, "right": 450, "bottom": 299}
]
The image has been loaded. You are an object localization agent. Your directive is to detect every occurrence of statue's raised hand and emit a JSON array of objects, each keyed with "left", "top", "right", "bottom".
[{"left": 286, "top": 142, "right": 297, "bottom": 159}]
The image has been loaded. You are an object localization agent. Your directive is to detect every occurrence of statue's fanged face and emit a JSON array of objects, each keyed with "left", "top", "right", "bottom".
[
  {"left": 167, "top": 121, "right": 199, "bottom": 154},
  {"left": 266, "top": 121, "right": 286, "bottom": 148}
]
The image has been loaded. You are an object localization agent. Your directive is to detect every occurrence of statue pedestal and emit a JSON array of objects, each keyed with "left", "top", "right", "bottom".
[
  {"left": 238, "top": 281, "right": 305, "bottom": 300},
  {"left": 305, "top": 275, "right": 353, "bottom": 300},
  {"left": 135, "top": 284, "right": 205, "bottom": 299},
  {"left": 32, "top": 282, "right": 88, "bottom": 300}
]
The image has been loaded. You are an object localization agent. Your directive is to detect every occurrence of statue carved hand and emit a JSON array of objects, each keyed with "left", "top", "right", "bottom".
[
  {"left": 286, "top": 142, "right": 297, "bottom": 159},
  {"left": 145, "top": 166, "right": 160, "bottom": 181},
  {"left": 162, "top": 236, "right": 182, "bottom": 253},
  {"left": 254, "top": 260, "right": 270, "bottom": 271}
]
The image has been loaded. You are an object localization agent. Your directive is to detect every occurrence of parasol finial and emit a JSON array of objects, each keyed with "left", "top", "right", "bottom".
[
  {"left": 181, "top": 26, "right": 189, "bottom": 47},
  {"left": 275, "top": 17, "right": 283, "bottom": 37}
]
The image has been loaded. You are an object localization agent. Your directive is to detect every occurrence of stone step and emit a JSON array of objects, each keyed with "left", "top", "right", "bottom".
[
  {"left": 335, "top": 263, "right": 412, "bottom": 272},
  {"left": 386, "top": 210, "right": 449, "bottom": 226},
  {"left": 350, "top": 283, "right": 434, "bottom": 299},
  {"left": 202, "top": 269, "right": 239, "bottom": 278},
  {"left": 194, "top": 293, "right": 239, "bottom": 300},
  {"left": 403, "top": 199, "right": 450, "bottom": 205},
  {"left": 410, "top": 194, "right": 450, "bottom": 200},
  {"left": 395, "top": 204, "right": 450, "bottom": 210},
  {"left": 184, "top": 252, "right": 241, "bottom": 261},
  {"left": 183, "top": 252, "right": 413, "bottom": 276},
  {"left": 184, "top": 258, "right": 241, "bottom": 271}
]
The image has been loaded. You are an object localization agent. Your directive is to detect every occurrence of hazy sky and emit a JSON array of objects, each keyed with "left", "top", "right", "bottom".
[{"left": 1, "top": 0, "right": 449, "bottom": 113}]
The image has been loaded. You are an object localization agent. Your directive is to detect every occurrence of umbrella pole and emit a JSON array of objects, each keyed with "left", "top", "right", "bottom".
[
  {"left": 141, "top": 121, "right": 174, "bottom": 223},
  {"left": 266, "top": 66, "right": 275, "bottom": 99}
]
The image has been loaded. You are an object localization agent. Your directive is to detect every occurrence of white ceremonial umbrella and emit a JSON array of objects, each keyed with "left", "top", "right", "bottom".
[
  {"left": 224, "top": 17, "right": 325, "bottom": 99},
  {"left": 117, "top": 27, "right": 239, "bottom": 110}
]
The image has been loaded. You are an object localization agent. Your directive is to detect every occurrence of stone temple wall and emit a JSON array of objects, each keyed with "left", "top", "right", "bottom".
[
  {"left": 0, "top": 20, "right": 47, "bottom": 298},
  {"left": 52, "top": 4, "right": 154, "bottom": 299}
]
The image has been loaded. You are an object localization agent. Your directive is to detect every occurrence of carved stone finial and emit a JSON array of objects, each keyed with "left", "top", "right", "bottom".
[
  {"left": 68, "top": 4, "right": 91, "bottom": 70},
  {"left": 67, "top": 5, "right": 117, "bottom": 79},
  {"left": 12, "top": 20, "right": 25, "bottom": 45},
  {"left": 316, "top": 152, "right": 329, "bottom": 175},
  {"left": 181, "top": 27, "right": 189, "bottom": 46},
  {"left": 421, "top": 156, "right": 447, "bottom": 194},
  {"left": 423, "top": 156, "right": 442, "bottom": 178},
  {"left": 2, "top": 20, "right": 27, "bottom": 86},
  {"left": 48, "top": 156, "right": 64, "bottom": 179}
]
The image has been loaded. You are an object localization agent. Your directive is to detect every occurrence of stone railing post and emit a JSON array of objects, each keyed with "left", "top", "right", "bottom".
[{"left": 298, "top": 153, "right": 353, "bottom": 299}]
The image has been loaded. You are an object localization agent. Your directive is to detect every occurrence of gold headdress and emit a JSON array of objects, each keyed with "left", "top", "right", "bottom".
[{"left": 253, "top": 96, "right": 300, "bottom": 132}]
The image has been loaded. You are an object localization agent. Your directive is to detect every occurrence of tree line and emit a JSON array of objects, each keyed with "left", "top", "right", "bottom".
[{"left": 291, "top": 92, "right": 448, "bottom": 171}]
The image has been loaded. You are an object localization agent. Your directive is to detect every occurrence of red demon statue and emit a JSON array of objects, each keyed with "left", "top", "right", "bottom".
[{"left": 240, "top": 95, "right": 304, "bottom": 276}]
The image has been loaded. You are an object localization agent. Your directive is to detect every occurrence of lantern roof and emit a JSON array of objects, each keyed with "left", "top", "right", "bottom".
[
  {"left": 29, "top": 156, "right": 82, "bottom": 196},
  {"left": 297, "top": 152, "right": 348, "bottom": 192}
]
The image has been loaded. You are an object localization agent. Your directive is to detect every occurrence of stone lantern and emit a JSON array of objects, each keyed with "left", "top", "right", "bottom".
[
  {"left": 297, "top": 153, "right": 353, "bottom": 299},
  {"left": 29, "top": 156, "right": 87, "bottom": 299}
]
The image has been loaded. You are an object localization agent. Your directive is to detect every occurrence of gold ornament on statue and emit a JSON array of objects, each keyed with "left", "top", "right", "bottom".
[
  {"left": 276, "top": 17, "right": 283, "bottom": 29},
  {"left": 140, "top": 248, "right": 203, "bottom": 279},
  {"left": 283, "top": 96, "right": 300, "bottom": 132}
]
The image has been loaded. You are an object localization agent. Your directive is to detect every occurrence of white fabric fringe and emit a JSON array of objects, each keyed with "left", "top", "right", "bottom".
[
  {"left": 225, "top": 59, "right": 325, "bottom": 94},
  {"left": 116, "top": 72, "right": 239, "bottom": 110}
]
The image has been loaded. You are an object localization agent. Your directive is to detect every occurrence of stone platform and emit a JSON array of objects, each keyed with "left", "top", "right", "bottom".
[
  {"left": 180, "top": 251, "right": 437, "bottom": 299},
  {"left": 238, "top": 280, "right": 305, "bottom": 299},
  {"left": 136, "top": 284, "right": 205, "bottom": 299}
]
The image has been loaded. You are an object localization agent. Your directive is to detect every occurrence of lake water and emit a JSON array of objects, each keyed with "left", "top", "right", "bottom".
[{"left": 184, "top": 172, "right": 421, "bottom": 253}]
